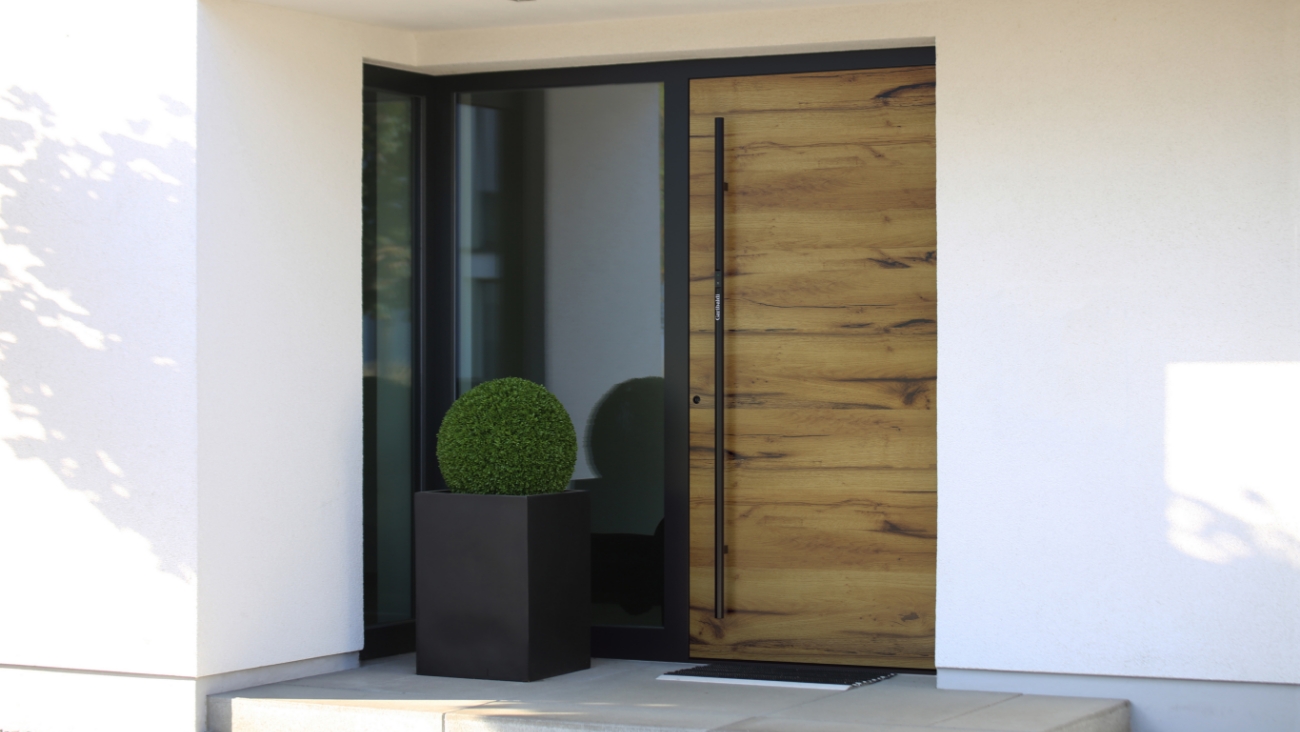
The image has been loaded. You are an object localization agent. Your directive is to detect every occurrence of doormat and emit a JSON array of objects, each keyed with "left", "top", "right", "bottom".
[{"left": 657, "top": 662, "right": 896, "bottom": 691}]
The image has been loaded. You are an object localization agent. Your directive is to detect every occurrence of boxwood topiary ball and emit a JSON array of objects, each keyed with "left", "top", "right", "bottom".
[{"left": 437, "top": 377, "right": 577, "bottom": 495}]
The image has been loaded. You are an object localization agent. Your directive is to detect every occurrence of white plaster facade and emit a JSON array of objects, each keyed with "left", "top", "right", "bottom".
[{"left": 0, "top": 0, "right": 1297, "bottom": 730}]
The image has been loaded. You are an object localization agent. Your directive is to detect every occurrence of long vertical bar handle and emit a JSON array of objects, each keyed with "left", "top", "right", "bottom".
[{"left": 713, "top": 116, "right": 726, "bottom": 620}]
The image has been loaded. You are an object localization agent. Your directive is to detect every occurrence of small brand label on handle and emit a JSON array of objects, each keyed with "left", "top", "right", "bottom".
[{"left": 715, "top": 272, "right": 722, "bottom": 321}]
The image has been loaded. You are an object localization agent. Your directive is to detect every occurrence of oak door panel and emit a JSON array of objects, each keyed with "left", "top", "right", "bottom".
[{"left": 689, "top": 65, "right": 936, "bottom": 668}]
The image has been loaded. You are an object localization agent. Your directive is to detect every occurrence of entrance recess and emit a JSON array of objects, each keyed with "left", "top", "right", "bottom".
[
  {"left": 689, "top": 67, "right": 937, "bottom": 668},
  {"left": 363, "top": 47, "right": 934, "bottom": 663}
]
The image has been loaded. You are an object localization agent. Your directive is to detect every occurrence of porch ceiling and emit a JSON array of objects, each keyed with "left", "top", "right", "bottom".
[{"left": 246, "top": 0, "right": 913, "bottom": 32}]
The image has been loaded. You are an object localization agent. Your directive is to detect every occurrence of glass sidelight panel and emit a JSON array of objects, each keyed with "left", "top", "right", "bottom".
[
  {"left": 363, "top": 89, "right": 417, "bottom": 629},
  {"left": 456, "top": 84, "right": 666, "bottom": 627}
]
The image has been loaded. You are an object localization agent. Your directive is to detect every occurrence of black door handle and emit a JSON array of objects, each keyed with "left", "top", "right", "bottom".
[{"left": 714, "top": 116, "right": 725, "bottom": 620}]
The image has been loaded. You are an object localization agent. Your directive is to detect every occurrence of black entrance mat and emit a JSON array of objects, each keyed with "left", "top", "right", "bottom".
[{"left": 658, "top": 661, "right": 897, "bottom": 690}]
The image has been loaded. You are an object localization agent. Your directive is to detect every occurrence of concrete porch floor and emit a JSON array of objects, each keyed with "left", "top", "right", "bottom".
[{"left": 208, "top": 655, "right": 1129, "bottom": 732}]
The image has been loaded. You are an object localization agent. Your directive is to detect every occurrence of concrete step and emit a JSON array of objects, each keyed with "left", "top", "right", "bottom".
[{"left": 208, "top": 656, "right": 1128, "bottom": 732}]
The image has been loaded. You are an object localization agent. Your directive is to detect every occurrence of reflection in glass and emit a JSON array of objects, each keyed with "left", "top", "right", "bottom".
[
  {"left": 456, "top": 84, "right": 665, "bottom": 626},
  {"left": 363, "top": 90, "right": 415, "bottom": 628}
]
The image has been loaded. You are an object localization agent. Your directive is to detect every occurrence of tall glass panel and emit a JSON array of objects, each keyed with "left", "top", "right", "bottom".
[
  {"left": 363, "top": 90, "right": 416, "bottom": 628},
  {"left": 457, "top": 84, "right": 665, "bottom": 627}
]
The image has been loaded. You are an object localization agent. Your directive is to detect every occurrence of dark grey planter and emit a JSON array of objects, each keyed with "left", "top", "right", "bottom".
[{"left": 414, "top": 489, "right": 590, "bottom": 681}]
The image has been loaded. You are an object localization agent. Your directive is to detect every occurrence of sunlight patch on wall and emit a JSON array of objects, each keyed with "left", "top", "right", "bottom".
[{"left": 1165, "top": 362, "right": 1300, "bottom": 567}]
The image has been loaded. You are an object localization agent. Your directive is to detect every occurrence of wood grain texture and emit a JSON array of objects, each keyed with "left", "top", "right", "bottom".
[{"left": 689, "top": 66, "right": 936, "bottom": 668}]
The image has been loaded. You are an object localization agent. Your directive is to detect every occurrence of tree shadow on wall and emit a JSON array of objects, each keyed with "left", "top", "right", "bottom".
[{"left": 0, "top": 83, "right": 198, "bottom": 634}]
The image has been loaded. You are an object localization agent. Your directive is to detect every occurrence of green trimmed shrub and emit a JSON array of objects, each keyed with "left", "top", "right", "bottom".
[{"left": 437, "top": 377, "right": 577, "bottom": 495}]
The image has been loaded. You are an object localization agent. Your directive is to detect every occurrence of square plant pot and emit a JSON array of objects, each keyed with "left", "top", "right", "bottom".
[{"left": 414, "top": 489, "right": 590, "bottom": 681}]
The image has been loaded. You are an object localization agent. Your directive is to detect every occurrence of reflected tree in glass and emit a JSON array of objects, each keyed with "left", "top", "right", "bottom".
[{"left": 363, "top": 90, "right": 415, "bottom": 628}]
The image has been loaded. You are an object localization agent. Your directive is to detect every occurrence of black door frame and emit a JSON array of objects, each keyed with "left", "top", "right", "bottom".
[{"left": 362, "top": 44, "right": 936, "bottom": 662}]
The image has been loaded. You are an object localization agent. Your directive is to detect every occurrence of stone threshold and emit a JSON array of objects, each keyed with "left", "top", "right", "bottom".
[{"left": 208, "top": 655, "right": 1129, "bottom": 732}]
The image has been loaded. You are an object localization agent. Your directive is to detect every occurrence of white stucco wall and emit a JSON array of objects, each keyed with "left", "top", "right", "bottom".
[
  {"left": 1, "top": 1, "right": 413, "bottom": 730},
  {"left": 196, "top": 0, "right": 413, "bottom": 679},
  {"left": 935, "top": 0, "right": 1300, "bottom": 688}
]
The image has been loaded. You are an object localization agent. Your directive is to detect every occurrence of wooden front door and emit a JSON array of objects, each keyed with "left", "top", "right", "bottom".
[{"left": 688, "top": 66, "right": 937, "bottom": 669}]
